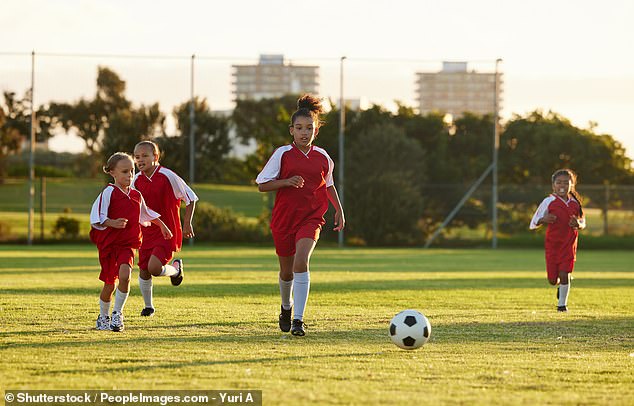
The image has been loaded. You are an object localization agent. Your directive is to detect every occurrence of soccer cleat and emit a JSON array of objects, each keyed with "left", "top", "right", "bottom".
[
  {"left": 291, "top": 319, "right": 306, "bottom": 336},
  {"left": 111, "top": 311, "right": 125, "bottom": 332},
  {"left": 170, "top": 259, "right": 184, "bottom": 286},
  {"left": 279, "top": 306, "right": 292, "bottom": 332},
  {"left": 96, "top": 315, "right": 111, "bottom": 330},
  {"left": 557, "top": 305, "right": 568, "bottom": 312},
  {"left": 140, "top": 307, "right": 155, "bottom": 317}
]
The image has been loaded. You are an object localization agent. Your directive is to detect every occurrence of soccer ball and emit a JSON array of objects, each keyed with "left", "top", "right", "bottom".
[{"left": 389, "top": 309, "right": 431, "bottom": 350}]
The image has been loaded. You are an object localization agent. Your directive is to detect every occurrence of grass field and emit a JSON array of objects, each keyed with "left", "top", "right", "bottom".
[{"left": 1, "top": 245, "right": 632, "bottom": 405}]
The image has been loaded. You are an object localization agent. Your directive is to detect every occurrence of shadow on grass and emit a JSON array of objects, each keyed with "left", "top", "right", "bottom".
[
  {"left": 2, "top": 276, "right": 633, "bottom": 298},
  {"left": 4, "top": 316, "right": 632, "bottom": 353}
]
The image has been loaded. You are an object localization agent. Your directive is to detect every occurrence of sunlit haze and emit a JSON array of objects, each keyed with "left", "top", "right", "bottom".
[{"left": 2, "top": 0, "right": 633, "bottom": 157}]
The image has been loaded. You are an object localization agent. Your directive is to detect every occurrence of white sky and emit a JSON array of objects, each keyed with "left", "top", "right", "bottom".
[{"left": 2, "top": 0, "right": 634, "bottom": 157}]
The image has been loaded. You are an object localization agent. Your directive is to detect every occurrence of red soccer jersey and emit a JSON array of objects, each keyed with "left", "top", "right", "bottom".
[
  {"left": 530, "top": 194, "right": 583, "bottom": 262},
  {"left": 256, "top": 144, "right": 334, "bottom": 233},
  {"left": 89, "top": 184, "right": 159, "bottom": 250},
  {"left": 132, "top": 166, "right": 198, "bottom": 252}
]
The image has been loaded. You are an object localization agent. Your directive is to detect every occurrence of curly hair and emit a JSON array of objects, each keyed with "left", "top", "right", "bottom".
[{"left": 290, "top": 94, "right": 325, "bottom": 128}]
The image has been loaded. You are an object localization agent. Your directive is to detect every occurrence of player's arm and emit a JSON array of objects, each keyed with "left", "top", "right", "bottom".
[
  {"left": 150, "top": 217, "right": 173, "bottom": 240},
  {"left": 530, "top": 197, "right": 555, "bottom": 229},
  {"left": 258, "top": 177, "right": 304, "bottom": 192},
  {"left": 327, "top": 185, "right": 345, "bottom": 231},
  {"left": 183, "top": 200, "right": 196, "bottom": 239}
]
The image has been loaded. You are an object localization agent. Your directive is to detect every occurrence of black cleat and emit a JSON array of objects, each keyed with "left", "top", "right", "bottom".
[
  {"left": 279, "top": 306, "right": 292, "bottom": 332},
  {"left": 557, "top": 305, "right": 568, "bottom": 312},
  {"left": 291, "top": 319, "right": 306, "bottom": 336},
  {"left": 140, "top": 307, "right": 155, "bottom": 317},
  {"left": 170, "top": 259, "right": 184, "bottom": 286}
]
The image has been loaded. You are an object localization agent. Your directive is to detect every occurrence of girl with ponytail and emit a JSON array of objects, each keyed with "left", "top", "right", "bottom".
[
  {"left": 530, "top": 169, "right": 586, "bottom": 312},
  {"left": 256, "top": 94, "right": 345, "bottom": 336}
]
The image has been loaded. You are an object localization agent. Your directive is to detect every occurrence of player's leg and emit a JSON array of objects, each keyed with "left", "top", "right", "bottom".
[
  {"left": 111, "top": 249, "right": 134, "bottom": 332},
  {"left": 138, "top": 248, "right": 155, "bottom": 316},
  {"left": 273, "top": 231, "right": 295, "bottom": 332},
  {"left": 557, "top": 261, "right": 574, "bottom": 312},
  {"left": 148, "top": 244, "right": 181, "bottom": 284},
  {"left": 97, "top": 283, "right": 115, "bottom": 330},
  {"left": 97, "top": 253, "right": 116, "bottom": 330},
  {"left": 291, "top": 235, "right": 318, "bottom": 336}
]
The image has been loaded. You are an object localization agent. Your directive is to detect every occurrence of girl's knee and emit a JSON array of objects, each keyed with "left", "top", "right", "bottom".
[{"left": 548, "top": 278, "right": 558, "bottom": 286}]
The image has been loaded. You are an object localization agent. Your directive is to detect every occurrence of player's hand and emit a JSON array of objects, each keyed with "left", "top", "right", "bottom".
[
  {"left": 110, "top": 218, "right": 128, "bottom": 229},
  {"left": 161, "top": 225, "right": 174, "bottom": 240},
  {"left": 541, "top": 213, "right": 557, "bottom": 224},
  {"left": 183, "top": 223, "right": 195, "bottom": 239},
  {"left": 569, "top": 215, "right": 581, "bottom": 229},
  {"left": 333, "top": 210, "right": 346, "bottom": 231},
  {"left": 285, "top": 176, "right": 304, "bottom": 188}
]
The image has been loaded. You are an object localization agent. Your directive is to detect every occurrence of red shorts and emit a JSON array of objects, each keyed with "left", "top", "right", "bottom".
[
  {"left": 546, "top": 257, "right": 575, "bottom": 282},
  {"left": 272, "top": 222, "right": 322, "bottom": 257},
  {"left": 98, "top": 247, "right": 135, "bottom": 284},
  {"left": 139, "top": 240, "right": 174, "bottom": 271}
]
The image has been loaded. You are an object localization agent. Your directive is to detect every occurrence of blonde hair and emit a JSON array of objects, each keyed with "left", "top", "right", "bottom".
[{"left": 103, "top": 152, "right": 133, "bottom": 174}]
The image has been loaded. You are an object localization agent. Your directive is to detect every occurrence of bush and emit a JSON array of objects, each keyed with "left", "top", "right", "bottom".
[
  {"left": 52, "top": 216, "right": 80, "bottom": 239},
  {"left": 191, "top": 202, "right": 268, "bottom": 242},
  {"left": 0, "top": 220, "right": 12, "bottom": 241}
]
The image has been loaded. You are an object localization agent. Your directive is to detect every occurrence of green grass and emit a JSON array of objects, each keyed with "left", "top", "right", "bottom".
[{"left": 0, "top": 246, "right": 632, "bottom": 405}]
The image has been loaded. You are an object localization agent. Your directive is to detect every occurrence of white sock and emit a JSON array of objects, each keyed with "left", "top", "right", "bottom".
[
  {"left": 159, "top": 264, "right": 179, "bottom": 277},
  {"left": 279, "top": 277, "right": 293, "bottom": 310},
  {"left": 292, "top": 272, "right": 310, "bottom": 321},
  {"left": 558, "top": 283, "right": 570, "bottom": 307},
  {"left": 99, "top": 299, "right": 110, "bottom": 318},
  {"left": 113, "top": 288, "right": 129, "bottom": 314},
  {"left": 138, "top": 276, "right": 154, "bottom": 309}
]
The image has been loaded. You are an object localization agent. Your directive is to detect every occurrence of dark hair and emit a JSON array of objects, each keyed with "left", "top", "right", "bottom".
[
  {"left": 103, "top": 152, "right": 133, "bottom": 174},
  {"left": 290, "top": 94, "right": 324, "bottom": 128},
  {"left": 134, "top": 140, "right": 160, "bottom": 158},
  {"left": 552, "top": 169, "right": 584, "bottom": 217}
]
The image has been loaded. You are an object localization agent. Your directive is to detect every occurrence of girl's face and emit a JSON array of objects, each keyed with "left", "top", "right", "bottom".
[
  {"left": 134, "top": 145, "right": 158, "bottom": 174},
  {"left": 110, "top": 158, "right": 135, "bottom": 189},
  {"left": 290, "top": 116, "right": 319, "bottom": 152},
  {"left": 552, "top": 174, "right": 573, "bottom": 198}
]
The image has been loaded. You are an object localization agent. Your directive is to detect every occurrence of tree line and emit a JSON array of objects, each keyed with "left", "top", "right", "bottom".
[{"left": 2, "top": 67, "right": 633, "bottom": 245}]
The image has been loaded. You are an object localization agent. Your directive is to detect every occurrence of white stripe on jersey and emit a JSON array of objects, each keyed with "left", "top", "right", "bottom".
[
  {"left": 256, "top": 145, "right": 293, "bottom": 184},
  {"left": 158, "top": 167, "right": 199, "bottom": 205},
  {"left": 312, "top": 146, "right": 335, "bottom": 187}
]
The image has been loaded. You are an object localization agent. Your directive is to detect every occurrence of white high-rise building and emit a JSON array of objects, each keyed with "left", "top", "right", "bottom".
[
  {"left": 416, "top": 61, "right": 503, "bottom": 116},
  {"left": 232, "top": 54, "right": 319, "bottom": 101}
]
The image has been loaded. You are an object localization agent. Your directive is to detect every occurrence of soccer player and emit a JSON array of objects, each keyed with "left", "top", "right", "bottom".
[
  {"left": 90, "top": 152, "right": 172, "bottom": 332},
  {"left": 256, "top": 94, "right": 345, "bottom": 336},
  {"left": 530, "top": 169, "right": 586, "bottom": 312},
  {"left": 132, "top": 141, "right": 198, "bottom": 317}
]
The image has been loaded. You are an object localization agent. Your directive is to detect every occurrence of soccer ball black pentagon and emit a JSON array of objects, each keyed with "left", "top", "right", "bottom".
[{"left": 389, "top": 309, "right": 431, "bottom": 350}]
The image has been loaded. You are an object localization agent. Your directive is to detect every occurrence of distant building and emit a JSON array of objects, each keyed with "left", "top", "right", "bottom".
[
  {"left": 415, "top": 61, "right": 503, "bottom": 116},
  {"left": 232, "top": 54, "right": 319, "bottom": 101}
]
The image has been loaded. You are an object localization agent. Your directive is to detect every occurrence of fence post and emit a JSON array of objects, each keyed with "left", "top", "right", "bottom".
[
  {"left": 603, "top": 180, "right": 609, "bottom": 236},
  {"left": 40, "top": 176, "right": 46, "bottom": 240}
]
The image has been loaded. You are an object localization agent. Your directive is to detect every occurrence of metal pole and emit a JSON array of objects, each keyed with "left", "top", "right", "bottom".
[
  {"left": 188, "top": 54, "right": 196, "bottom": 247},
  {"left": 40, "top": 176, "right": 46, "bottom": 241},
  {"left": 27, "top": 50, "right": 35, "bottom": 246},
  {"left": 492, "top": 58, "right": 502, "bottom": 249},
  {"left": 338, "top": 56, "right": 346, "bottom": 248},
  {"left": 189, "top": 54, "right": 195, "bottom": 184}
]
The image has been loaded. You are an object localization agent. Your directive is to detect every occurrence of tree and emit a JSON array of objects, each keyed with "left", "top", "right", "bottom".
[
  {"left": 166, "top": 97, "right": 231, "bottom": 182},
  {"left": 346, "top": 123, "right": 427, "bottom": 245}
]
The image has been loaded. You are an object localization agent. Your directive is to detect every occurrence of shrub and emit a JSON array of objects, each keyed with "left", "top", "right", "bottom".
[
  {"left": 191, "top": 202, "right": 268, "bottom": 242},
  {"left": 52, "top": 216, "right": 80, "bottom": 239},
  {"left": 0, "top": 220, "right": 12, "bottom": 241}
]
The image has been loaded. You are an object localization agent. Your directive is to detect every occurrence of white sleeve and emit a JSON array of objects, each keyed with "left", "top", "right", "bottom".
[
  {"left": 324, "top": 153, "right": 335, "bottom": 187},
  {"left": 256, "top": 147, "right": 287, "bottom": 184},
  {"left": 139, "top": 194, "right": 160, "bottom": 227},
  {"left": 160, "top": 168, "right": 199, "bottom": 205},
  {"left": 529, "top": 197, "right": 553, "bottom": 230},
  {"left": 90, "top": 187, "right": 113, "bottom": 230}
]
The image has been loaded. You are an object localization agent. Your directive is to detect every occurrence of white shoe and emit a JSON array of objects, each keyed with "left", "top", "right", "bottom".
[
  {"left": 96, "top": 315, "right": 111, "bottom": 330},
  {"left": 111, "top": 311, "right": 124, "bottom": 332}
]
